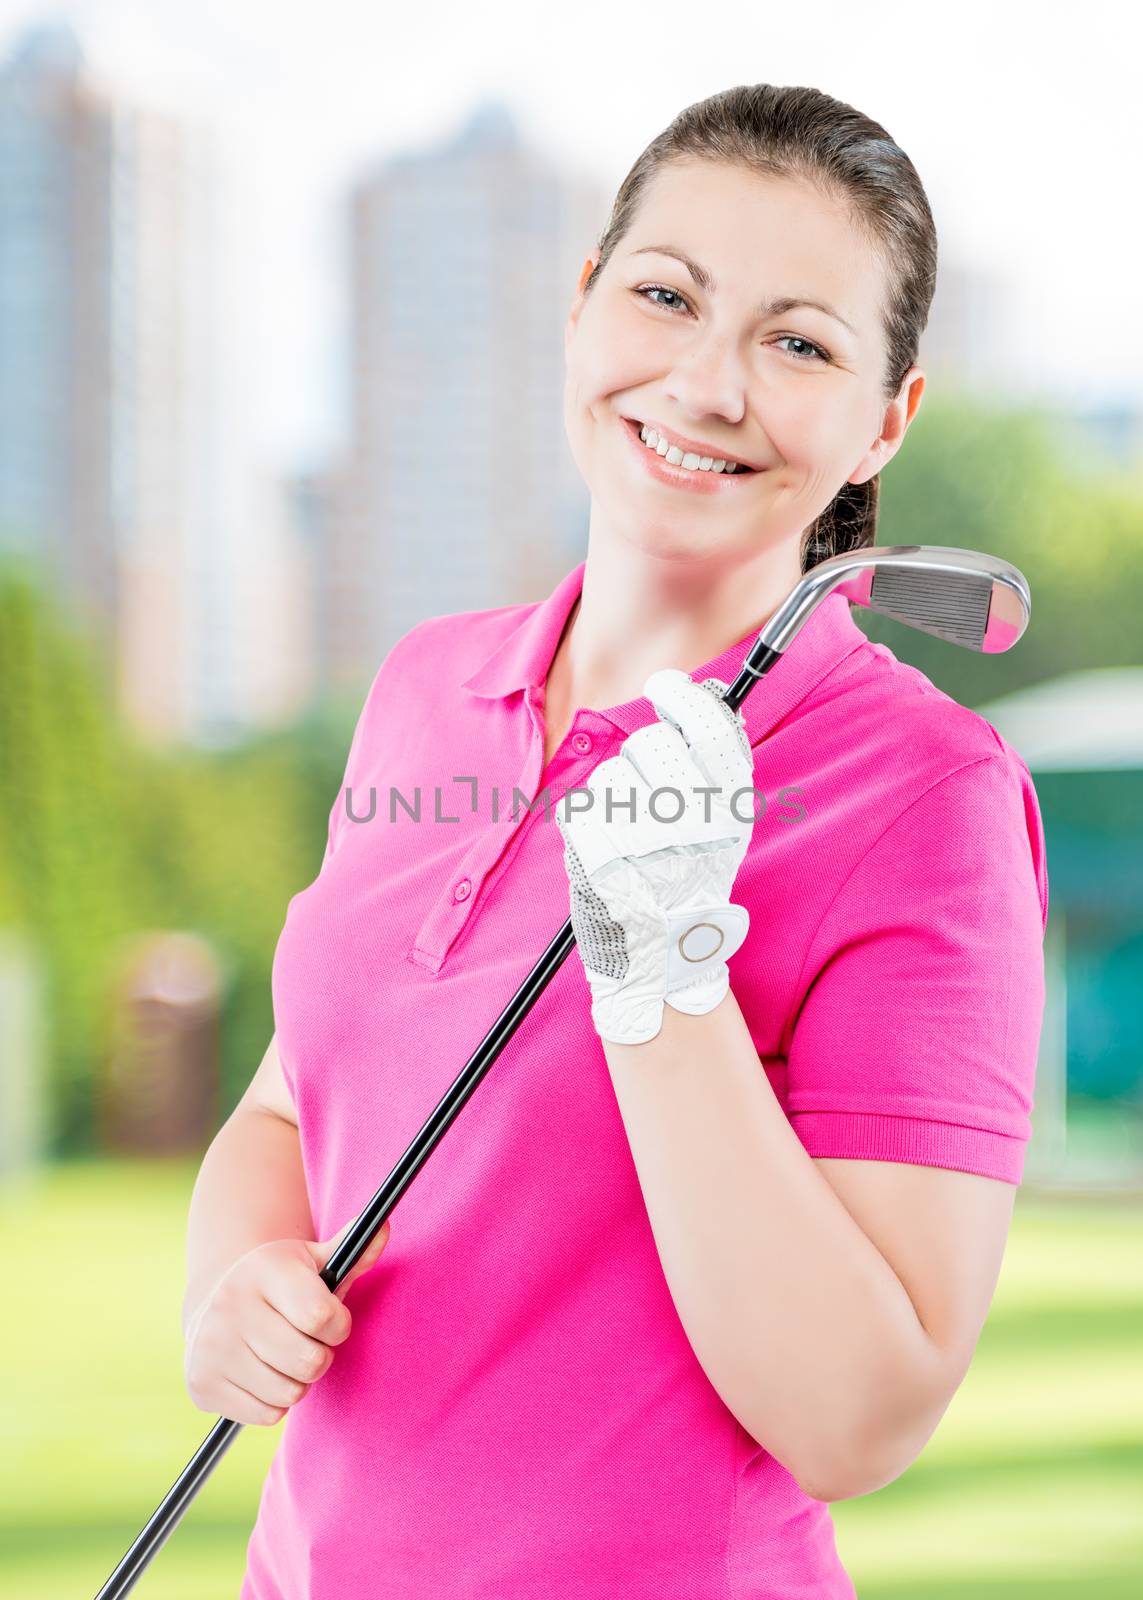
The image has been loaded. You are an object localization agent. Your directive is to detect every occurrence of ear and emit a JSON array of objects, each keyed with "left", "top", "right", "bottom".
[
  {"left": 565, "top": 251, "right": 601, "bottom": 349},
  {"left": 848, "top": 366, "right": 926, "bottom": 486}
]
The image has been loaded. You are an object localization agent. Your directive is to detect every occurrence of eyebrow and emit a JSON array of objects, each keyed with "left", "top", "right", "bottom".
[{"left": 628, "top": 244, "right": 858, "bottom": 337}]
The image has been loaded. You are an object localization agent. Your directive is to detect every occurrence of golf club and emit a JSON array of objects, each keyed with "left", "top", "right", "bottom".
[{"left": 92, "top": 542, "right": 1031, "bottom": 1598}]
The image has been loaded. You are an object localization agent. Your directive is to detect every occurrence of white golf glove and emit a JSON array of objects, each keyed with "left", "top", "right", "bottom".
[{"left": 554, "top": 668, "right": 757, "bottom": 1046}]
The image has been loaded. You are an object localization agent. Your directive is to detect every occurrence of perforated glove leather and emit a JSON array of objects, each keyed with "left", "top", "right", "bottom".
[{"left": 554, "top": 667, "right": 756, "bottom": 1046}]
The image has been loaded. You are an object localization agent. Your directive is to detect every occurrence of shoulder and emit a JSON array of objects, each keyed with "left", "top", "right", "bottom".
[
  {"left": 809, "top": 638, "right": 1048, "bottom": 928},
  {"left": 341, "top": 598, "right": 540, "bottom": 768},
  {"left": 838, "top": 631, "right": 1039, "bottom": 790},
  {"left": 370, "top": 599, "right": 539, "bottom": 685},
  {"left": 356, "top": 596, "right": 539, "bottom": 698}
]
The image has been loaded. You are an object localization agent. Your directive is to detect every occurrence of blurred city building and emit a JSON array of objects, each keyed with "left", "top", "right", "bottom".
[
  {"left": 918, "top": 260, "right": 1143, "bottom": 465},
  {"left": 0, "top": 21, "right": 310, "bottom": 747},
  {"left": 325, "top": 100, "right": 603, "bottom": 691},
  {"left": 919, "top": 256, "right": 1022, "bottom": 399},
  {"left": 282, "top": 460, "right": 349, "bottom": 704},
  {"left": 1063, "top": 402, "right": 1143, "bottom": 468}
]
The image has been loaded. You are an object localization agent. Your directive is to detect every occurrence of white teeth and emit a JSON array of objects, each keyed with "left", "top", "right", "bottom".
[{"left": 639, "top": 424, "right": 742, "bottom": 473}]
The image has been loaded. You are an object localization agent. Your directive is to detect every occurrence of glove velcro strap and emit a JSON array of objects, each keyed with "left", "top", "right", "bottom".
[{"left": 663, "top": 902, "right": 750, "bottom": 993}]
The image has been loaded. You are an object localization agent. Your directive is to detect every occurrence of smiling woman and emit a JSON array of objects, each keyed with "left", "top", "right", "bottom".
[
  {"left": 568, "top": 83, "right": 936, "bottom": 590},
  {"left": 231, "top": 83, "right": 1047, "bottom": 1600}
]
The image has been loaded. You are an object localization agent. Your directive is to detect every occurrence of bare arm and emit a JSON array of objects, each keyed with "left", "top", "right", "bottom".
[
  {"left": 182, "top": 1034, "right": 315, "bottom": 1337},
  {"left": 600, "top": 988, "right": 1016, "bottom": 1502}
]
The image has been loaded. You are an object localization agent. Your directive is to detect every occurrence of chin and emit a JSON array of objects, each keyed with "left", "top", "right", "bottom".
[{"left": 610, "top": 509, "right": 741, "bottom": 562}]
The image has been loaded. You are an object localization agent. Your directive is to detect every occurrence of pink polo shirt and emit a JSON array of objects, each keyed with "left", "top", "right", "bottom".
[{"left": 242, "top": 557, "right": 1049, "bottom": 1600}]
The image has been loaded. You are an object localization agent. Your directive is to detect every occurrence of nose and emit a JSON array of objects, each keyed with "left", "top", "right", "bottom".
[{"left": 662, "top": 326, "right": 751, "bottom": 429}]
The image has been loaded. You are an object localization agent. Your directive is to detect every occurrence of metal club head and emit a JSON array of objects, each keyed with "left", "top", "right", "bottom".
[
  {"left": 722, "top": 544, "right": 1031, "bottom": 714},
  {"left": 760, "top": 543, "right": 1030, "bottom": 656}
]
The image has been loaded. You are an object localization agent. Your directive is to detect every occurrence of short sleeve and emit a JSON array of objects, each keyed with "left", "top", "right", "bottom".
[{"left": 784, "top": 752, "right": 1049, "bottom": 1184}]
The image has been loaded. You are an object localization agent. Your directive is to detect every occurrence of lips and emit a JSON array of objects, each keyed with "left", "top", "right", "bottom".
[
  {"left": 623, "top": 416, "right": 760, "bottom": 471},
  {"left": 619, "top": 416, "right": 763, "bottom": 496}
]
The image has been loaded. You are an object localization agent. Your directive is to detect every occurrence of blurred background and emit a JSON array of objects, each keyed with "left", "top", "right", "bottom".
[{"left": 0, "top": 3, "right": 1140, "bottom": 1595}]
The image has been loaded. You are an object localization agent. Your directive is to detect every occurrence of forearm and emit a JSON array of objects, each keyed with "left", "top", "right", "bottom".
[
  {"left": 601, "top": 987, "right": 950, "bottom": 1500},
  {"left": 182, "top": 1106, "right": 315, "bottom": 1337}
]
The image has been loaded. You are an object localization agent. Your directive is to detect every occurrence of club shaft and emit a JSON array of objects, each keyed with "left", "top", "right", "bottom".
[
  {"left": 93, "top": 640, "right": 783, "bottom": 1597},
  {"left": 93, "top": 545, "right": 1027, "bottom": 1592}
]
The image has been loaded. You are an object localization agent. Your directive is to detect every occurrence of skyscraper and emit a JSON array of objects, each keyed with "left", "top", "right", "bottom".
[
  {"left": 0, "top": 22, "right": 305, "bottom": 743},
  {"left": 333, "top": 101, "right": 602, "bottom": 687}
]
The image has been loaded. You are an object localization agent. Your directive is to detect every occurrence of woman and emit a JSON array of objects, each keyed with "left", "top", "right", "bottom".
[{"left": 184, "top": 85, "right": 1048, "bottom": 1598}]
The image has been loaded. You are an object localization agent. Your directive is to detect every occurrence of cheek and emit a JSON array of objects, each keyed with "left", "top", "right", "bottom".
[
  {"left": 761, "top": 394, "right": 858, "bottom": 467},
  {"left": 572, "top": 298, "right": 668, "bottom": 404},
  {"left": 561, "top": 368, "right": 602, "bottom": 482}
]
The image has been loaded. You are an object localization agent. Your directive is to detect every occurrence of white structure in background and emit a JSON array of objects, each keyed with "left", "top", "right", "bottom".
[
  {"left": 0, "top": 22, "right": 309, "bottom": 746},
  {"left": 976, "top": 668, "right": 1143, "bottom": 1188},
  {"left": 979, "top": 671, "right": 1143, "bottom": 774},
  {"left": 331, "top": 101, "right": 604, "bottom": 690},
  {"left": 0, "top": 926, "right": 46, "bottom": 1180}
]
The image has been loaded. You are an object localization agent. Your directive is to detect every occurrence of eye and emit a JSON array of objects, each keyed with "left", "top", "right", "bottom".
[
  {"left": 634, "top": 283, "right": 691, "bottom": 315},
  {"left": 632, "top": 286, "right": 832, "bottom": 364},
  {"left": 773, "top": 335, "right": 831, "bottom": 365},
  {"left": 633, "top": 284, "right": 691, "bottom": 315}
]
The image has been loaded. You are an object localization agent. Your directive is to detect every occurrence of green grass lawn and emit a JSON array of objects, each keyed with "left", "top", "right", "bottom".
[{"left": 2, "top": 1159, "right": 1141, "bottom": 1597}]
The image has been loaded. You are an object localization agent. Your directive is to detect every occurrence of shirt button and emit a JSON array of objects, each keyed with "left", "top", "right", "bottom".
[
  {"left": 453, "top": 879, "right": 471, "bottom": 902},
  {"left": 572, "top": 732, "right": 593, "bottom": 755}
]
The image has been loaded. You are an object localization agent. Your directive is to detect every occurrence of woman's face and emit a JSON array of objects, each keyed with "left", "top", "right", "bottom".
[{"left": 563, "top": 160, "right": 924, "bottom": 558}]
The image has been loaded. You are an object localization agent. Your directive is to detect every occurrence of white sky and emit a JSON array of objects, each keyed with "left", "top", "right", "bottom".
[{"left": 2, "top": 0, "right": 1140, "bottom": 479}]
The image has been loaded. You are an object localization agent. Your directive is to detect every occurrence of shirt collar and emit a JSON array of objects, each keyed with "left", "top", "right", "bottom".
[{"left": 459, "top": 559, "right": 869, "bottom": 746}]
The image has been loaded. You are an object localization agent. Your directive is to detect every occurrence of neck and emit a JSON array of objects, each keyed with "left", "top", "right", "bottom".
[{"left": 558, "top": 532, "right": 804, "bottom": 712}]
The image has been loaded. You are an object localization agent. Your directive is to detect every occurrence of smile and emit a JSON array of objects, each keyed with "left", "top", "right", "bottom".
[{"left": 620, "top": 417, "right": 764, "bottom": 494}]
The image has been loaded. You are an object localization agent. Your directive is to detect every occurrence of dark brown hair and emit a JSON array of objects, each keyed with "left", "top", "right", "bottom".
[{"left": 582, "top": 84, "right": 938, "bottom": 572}]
